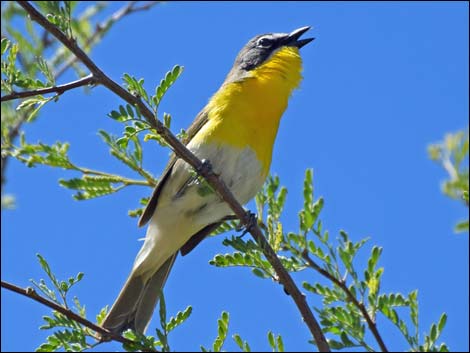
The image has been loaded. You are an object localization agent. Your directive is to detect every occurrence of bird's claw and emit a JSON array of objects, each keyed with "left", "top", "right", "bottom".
[
  {"left": 197, "top": 159, "right": 213, "bottom": 176},
  {"left": 236, "top": 211, "right": 257, "bottom": 238}
]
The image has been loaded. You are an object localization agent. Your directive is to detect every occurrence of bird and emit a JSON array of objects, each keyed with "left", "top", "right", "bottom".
[{"left": 102, "top": 26, "right": 314, "bottom": 335}]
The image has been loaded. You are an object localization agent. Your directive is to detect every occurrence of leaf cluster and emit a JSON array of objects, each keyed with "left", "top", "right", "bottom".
[
  {"left": 122, "top": 293, "right": 193, "bottom": 352},
  {"left": 31, "top": 254, "right": 98, "bottom": 352},
  {"left": 1, "top": 1, "right": 114, "bottom": 207},
  {"left": 428, "top": 128, "right": 469, "bottom": 232},
  {"left": 211, "top": 170, "right": 449, "bottom": 352}
]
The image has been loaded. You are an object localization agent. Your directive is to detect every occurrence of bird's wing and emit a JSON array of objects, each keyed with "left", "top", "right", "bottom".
[
  {"left": 180, "top": 215, "right": 238, "bottom": 256},
  {"left": 180, "top": 222, "right": 222, "bottom": 256},
  {"left": 138, "top": 109, "right": 210, "bottom": 227}
]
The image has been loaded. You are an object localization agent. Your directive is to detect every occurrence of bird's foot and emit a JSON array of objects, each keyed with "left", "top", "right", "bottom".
[
  {"left": 236, "top": 211, "right": 257, "bottom": 238},
  {"left": 197, "top": 159, "right": 213, "bottom": 176}
]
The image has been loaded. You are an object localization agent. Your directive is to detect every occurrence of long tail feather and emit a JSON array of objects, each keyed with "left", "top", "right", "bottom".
[{"left": 102, "top": 253, "right": 177, "bottom": 334}]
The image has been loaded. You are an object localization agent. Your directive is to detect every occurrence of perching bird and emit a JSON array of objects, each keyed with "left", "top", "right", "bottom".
[{"left": 102, "top": 26, "right": 314, "bottom": 334}]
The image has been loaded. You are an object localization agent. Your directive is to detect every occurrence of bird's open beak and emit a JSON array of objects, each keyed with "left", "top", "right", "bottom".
[{"left": 285, "top": 26, "right": 315, "bottom": 48}]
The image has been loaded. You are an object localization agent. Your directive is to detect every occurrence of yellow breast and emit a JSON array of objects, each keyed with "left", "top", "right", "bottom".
[{"left": 193, "top": 47, "right": 304, "bottom": 176}]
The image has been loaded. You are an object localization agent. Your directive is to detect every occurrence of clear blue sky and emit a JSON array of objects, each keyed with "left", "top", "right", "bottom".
[{"left": 1, "top": 2, "right": 468, "bottom": 352}]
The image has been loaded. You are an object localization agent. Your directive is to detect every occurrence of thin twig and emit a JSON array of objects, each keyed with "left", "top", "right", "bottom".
[
  {"left": 1, "top": 76, "right": 91, "bottom": 186},
  {"left": 55, "top": 1, "right": 160, "bottom": 77},
  {"left": 76, "top": 166, "right": 153, "bottom": 187},
  {"left": 112, "top": 1, "right": 161, "bottom": 20},
  {"left": 301, "top": 251, "right": 388, "bottom": 352},
  {"left": 0, "top": 280, "right": 136, "bottom": 346},
  {"left": 16, "top": 2, "right": 330, "bottom": 350},
  {"left": 1, "top": 74, "right": 96, "bottom": 102}
]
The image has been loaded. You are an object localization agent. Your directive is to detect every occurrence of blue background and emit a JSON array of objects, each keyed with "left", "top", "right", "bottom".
[{"left": 1, "top": 2, "right": 469, "bottom": 352}]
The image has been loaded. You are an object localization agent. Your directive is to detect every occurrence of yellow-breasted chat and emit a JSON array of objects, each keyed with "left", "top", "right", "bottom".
[{"left": 102, "top": 26, "right": 314, "bottom": 334}]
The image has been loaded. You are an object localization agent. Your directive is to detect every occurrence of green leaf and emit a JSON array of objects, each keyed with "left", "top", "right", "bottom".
[
  {"left": 166, "top": 306, "right": 192, "bottom": 332},
  {"left": 123, "top": 73, "right": 149, "bottom": 103},
  {"left": 35, "top": 254, "right": 61, "bottom": 291},
  {"left": 152, "top": 65, "right": 184, "bottom": 109},
  {"left": 59, "top": 176, "right": 124, "bottom": 200},
  {"left": 430, "top": 323, "right": 437, "bottom": 342},
  {"left": 108, "top": 109, "right": 127, "bottom": 122},
  {"left": 163, "top": 112, "right": 171, "bottom": 128},
  {"left": 409, "top": 290, "right": 419, "bottom": 328},
  {"left": 1, "top": 37, "right": 10, "bottom": 55},
  {"left": 233, "top": 334, "right": 244, "bottom": 350},
  {"left": 37, "top": 254, "right": 53, "bottom": 277},
  {"left": 327, "top": 339, "right": 345, "bottom": 350},
  {"left": 437, "top": 313, "right": 447, "bottom": 335},
  {"left": 368, "top": 246, "right": 382, "bottom": 272},
  {"left": 76, "top": 272, "right": 84, "bottom": 282},
  {"left": 159, "top": 292, "right": 167, "bottom": 329},
  {"left": 276, "top": 334, "right": 284, "bottom": 352},
  {"left": 232, "top": 334, "right": 251, "bottom": 352},
  {"left": 124, "top": 125, "right": 136, "bottom": 134},
  {"left": 156, "top": 328, "right": 169, "bottom": 351},
  {"left": 36, "top": 57, "right": 55, "bottom": 86},
  {"left": 16, "top": 96, "right": 45, "bottom": 111},
  {"left": 340, "top": 331, "right": 354, "bottom": 346},
  {"left": 439, "top": 343, "right": 450, "bottom": 352},
  {"left": 131, "top": 136, "right": 143, "bottom": 165},
  {"left": 339, "top": 230, "right": 348, "bottom": 243},
  {"left": 27, "top": 96, "right": 54, "bottom": 122},
  {"left": 115, "top": 136, "right": 129, "bottom": 148},
  {"left": 268, "top": 331, "right": 275, "bottom": 350},
  {"left": 454, "top": 220, "right": 469, "bottom": 233},
  {"left": 303, "top": 168, "right": 314, "bottom": 209},
  {"left": 212, "top": 311, "right": 229, "bottom": 352},
  {"left": 251, "top": 268, "right": 270, "bottom": 279},
  {"left": 96, "top": 306, "right": 108, "bottom": 325},
  {"left": 126, "top": 104, "right": 135, "bottom": 118}
]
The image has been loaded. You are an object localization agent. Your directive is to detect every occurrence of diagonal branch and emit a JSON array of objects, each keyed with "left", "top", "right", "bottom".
[
  {"left": 0, "top": 280, "right": 138, "bottom": 347},
  {"left": 16, "top": 2, "right": 330, "bottom": 351},
  {"left": 301, "top": 251, "right": 388, "bottom": 352},
  {"left": 1, "top": 74, "right": 96, "bottom": 102}
]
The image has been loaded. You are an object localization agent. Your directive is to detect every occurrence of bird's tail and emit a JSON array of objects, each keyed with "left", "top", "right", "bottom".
[{"left": 101, "top": 253, "right": 177, "bottom": 334}]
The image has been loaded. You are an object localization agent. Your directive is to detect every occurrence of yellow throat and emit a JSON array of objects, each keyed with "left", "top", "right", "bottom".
[{"left": 196, "top": 46, "right": 304, "bottom": 176}]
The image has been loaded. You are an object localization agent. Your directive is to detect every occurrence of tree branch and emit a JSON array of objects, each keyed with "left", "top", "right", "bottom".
[
  {"left": 1, "top": 74, "right": 96, "bottom": 102},
  {"left": 54, "top": 1, "right": 161, "bottom": 78},
  {"left": 16, "top": 2, "right": 330, "bottom": 351},
  {"left": 0, "top": 280, "right": 137, "bottom": 347},
  {"left": 301, "top": 251, "right": 388, "bottom": 352},
  {"left": 1, "top": 2, "right": 159, "bottom": 190}
]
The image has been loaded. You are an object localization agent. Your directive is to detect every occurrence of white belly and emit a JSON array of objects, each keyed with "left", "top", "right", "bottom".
[{"left": 133, "top": 141, "right": 266, "bottom": 277}]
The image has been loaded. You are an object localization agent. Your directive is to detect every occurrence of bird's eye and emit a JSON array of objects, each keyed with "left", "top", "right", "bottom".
[{"left": 257, "top": 37, "right": 273, "bottom": 48}]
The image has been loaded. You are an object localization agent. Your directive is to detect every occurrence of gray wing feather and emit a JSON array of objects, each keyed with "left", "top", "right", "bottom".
[{"left": 138, "top": 110, "right": 209, "bottom": 228}]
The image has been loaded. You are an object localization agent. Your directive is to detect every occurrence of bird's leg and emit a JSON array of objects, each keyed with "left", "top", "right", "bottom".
[
  {"left": 196, "top": 159, "right": 215, "bottom": 176},
  {"left": 236, "top": 211, "right": 257, "bottom": 238},
  {"left": 196, "top": 159, "right": 257, "bottom": 238}
]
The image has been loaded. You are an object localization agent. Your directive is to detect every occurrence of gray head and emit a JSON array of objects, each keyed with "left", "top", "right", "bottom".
[
  {"left": 234, "top": 26, "right": 314, "bottom": 71},
  {"left": 223, "top": 26, "right": 314, "bottom": 83}
]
